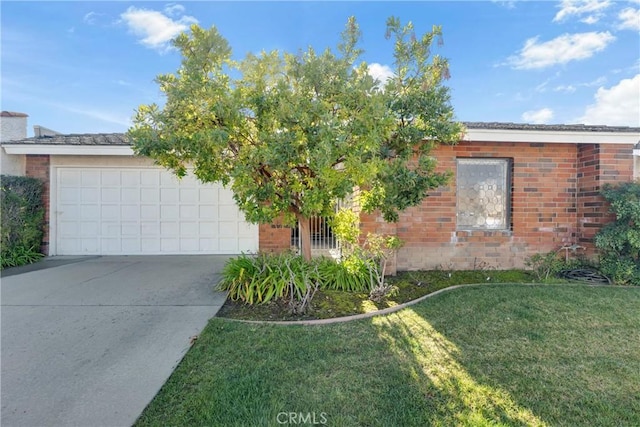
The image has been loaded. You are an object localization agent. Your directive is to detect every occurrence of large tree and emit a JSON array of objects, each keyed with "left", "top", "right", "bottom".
[{"left": 129, "top": 17, "right": 463, "bottom": 261}]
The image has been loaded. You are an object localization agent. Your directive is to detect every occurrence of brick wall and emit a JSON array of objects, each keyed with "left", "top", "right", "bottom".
[
  {"left": 258, "top": 217, "right": 292, "bottom": 252},
  {"left": 577, "top": 143, "right": 635, "bottom": 253},
  {"left": 361, "top": 141, "right": 635, "bottom": 271},
  {"left": 390, "top": 142, "right": 580, "bottom": 270},
  {"left": 25, "top": 155, "right": 50, "bottom": 255}
]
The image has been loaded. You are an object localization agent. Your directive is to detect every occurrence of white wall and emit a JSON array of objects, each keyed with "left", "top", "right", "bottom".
[{"left": 0, "top": 114, "right": 28, "bottom": 176}]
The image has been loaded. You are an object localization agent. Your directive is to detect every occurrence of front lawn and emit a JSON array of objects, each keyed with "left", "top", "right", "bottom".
[{"left": 136, "top": 284, "right": 640, "bottom": 426}]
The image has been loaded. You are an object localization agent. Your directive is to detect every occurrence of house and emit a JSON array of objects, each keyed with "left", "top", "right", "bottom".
[{"left": 1, "top": 111, "right": 638, "bottom": 270}]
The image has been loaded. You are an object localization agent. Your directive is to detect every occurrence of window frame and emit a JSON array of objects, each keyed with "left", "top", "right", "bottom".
[{"left": 456, "top": 157, "right": 512, "bottom": 231}]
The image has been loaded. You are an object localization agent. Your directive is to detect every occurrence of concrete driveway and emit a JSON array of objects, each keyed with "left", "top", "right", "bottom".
[{"left": 1, "top": 255, "right": 229, "bottom": 427}]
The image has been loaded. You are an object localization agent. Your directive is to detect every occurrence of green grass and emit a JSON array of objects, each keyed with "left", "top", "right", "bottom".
[{"left": 136, "top": 284, "right": 640, "bottom": 426}]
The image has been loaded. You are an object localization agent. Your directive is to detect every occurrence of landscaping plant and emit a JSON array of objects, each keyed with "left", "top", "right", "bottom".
[
  {"left": 218, "top": 252, "right": 320, "bottom": 313},
  {"left": 0, "top": 175, "right": 45, "bottom": 269},
  {"left": 331, "top": 207, "right": 404, "bottom": 299},
  {"left": 128, "top": 16, "right": 463, "bottom": 261},
  {"left": 594, "top": 181, "right": 640, "bottom": 285}
]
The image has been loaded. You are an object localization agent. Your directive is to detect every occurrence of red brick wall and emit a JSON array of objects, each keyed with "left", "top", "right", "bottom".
[
  {"left": 388, "top": 142, "right": 580, "bottom": 270},
  {"left": 360, "top": 141, "right": 635, "bottom": 271},
  {"left": 258, "top": 217, "right": 292, "bottom": 252},
  {"left": 25, "top": 155, "right": 50, "bottom": 255},
  {"left": 577, "top": 143, "right": 635, "bottom": 253}
]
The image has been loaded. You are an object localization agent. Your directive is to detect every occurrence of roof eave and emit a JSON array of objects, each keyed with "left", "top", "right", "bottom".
[
  {"left": 464, "top": 128, "right": 639, "bottom": 144},
  {"left": 2, "top": 145, "right": 135, "bottom": 156}
]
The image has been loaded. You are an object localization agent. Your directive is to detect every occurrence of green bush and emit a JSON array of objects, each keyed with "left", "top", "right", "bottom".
[
  {"left": 217, "top": 252, "right": 375, "bottom": 312},
  {"left": 316, "top": 255, "right": 372, "bottom": 292},
  {"left": 1, "top": 175, "right": 45, "bottom": 269},
  {"left": 218, "top": 252, "right": 324, "bottom": 313},
  {"left": 594, "top": 181, "right": 640, "bottom": 285}
]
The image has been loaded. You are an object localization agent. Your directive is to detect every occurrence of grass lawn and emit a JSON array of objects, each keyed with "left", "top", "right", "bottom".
[{"left": 136, "top": 284, "right": 640, "bottom": 426}]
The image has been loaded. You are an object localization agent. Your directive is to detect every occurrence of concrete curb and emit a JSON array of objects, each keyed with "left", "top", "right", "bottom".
[{"left": 216, "top": 282, "right": 621, "bottom": 326}]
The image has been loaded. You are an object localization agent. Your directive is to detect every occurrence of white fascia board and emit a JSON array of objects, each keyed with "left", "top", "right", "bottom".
[
  {"left": 464, "top": 128, "right": 640, "bottom": 145},
  {"left": 633, "top": 149, "right": 640, "bottom": 156},
  {"left": 1, "top": 145, "right": 134, "bottom": 156}
]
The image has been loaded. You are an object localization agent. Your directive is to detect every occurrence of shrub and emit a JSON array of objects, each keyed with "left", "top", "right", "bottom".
[
  {"left": 331, "top": 207, "right": 404, "bottom": 298},
  {"left": 316, "top": 255, "right": 372, "bottom": 292},
  {"left": 594, "top": 181, "right": 640, "bottom": 285},
  {"left": 524, "top": 251, "right": 566, "bottom": 282},
  {"left": 1, "top": 175, "right": 45, "bottom": 269},
  {"left": 218, "top": 252, "right": 322, "bottom": 313}
]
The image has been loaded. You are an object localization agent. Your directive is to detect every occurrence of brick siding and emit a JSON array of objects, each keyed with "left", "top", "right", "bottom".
[
  {"left": 25, "top": 155, "right": 50, "bottom": 255},
  {"left": 364, "top": 141, "right": 635, "bottom": 271}
]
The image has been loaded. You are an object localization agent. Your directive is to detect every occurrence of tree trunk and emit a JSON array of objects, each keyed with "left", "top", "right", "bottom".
[{"left": 297, "top": 213, "right": 312, "bottom": 262}]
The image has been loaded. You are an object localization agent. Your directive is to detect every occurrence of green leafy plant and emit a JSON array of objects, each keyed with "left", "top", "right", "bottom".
[
  {"left": 331, "top": 207, "right": 404, "bottom": 298},
  {"left": 316, "top": 255, "right": 372, "bottom": 292},
  {"left": 525, "top": 251, "right": 566, "bottom": 282},
  {"left": 594, "top": 181, "right": 640, "bottom": 285},
  {"left": 129, "top": 16, "right": 463, "bottom": 261},
  {"left": 218, "top": 252, "right": 325, "bottom": 313},
  {"left": 1, "top": 175, "right": 45, "bottom": 269}
]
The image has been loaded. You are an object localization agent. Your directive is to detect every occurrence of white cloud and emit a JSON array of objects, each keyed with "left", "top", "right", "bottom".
[
  {"left": 553, "top": 84, "right": 577, "bottom": 93},
  {"left": 367, "top": 63, "right": 394, "bottom": 85},
  {"left": 120, "top": 6, "right": 198, "bottom": 52},
  {"left": 553, "top": 0, "right": 611, "bottom": 22},
  {"left": 506, "top": 32, "right": 615, "bottom": 70},
  {"left": 552, "top": 75, "right": 606, "bottom": 93},
  {"left": 618, "top": 8, "right": 640, "bottom": 31},
  {"left": 579, "top": 74, "right": 640, "bottom": 126},
  {"left": 164, "top": 4, "right": 185, "bottom": 17},
  {"left": 522, "top": 108, "right": 554, "bottom": 124},
  {"left": 580, "top": 15, "right": 599, "bottom": 24},
  {"left": 83, "top": 11, "right": 101, "bottom": 25},
  {"left": 491, "top": 1, "right": 516, "bottom": 9}
]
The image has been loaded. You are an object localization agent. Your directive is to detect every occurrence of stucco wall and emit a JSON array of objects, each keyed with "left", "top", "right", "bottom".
[{"left": 0, "top": 114, "right": 28, "bottom": 175}]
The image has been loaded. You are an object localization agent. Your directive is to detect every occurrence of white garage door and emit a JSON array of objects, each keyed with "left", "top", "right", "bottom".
[{"left": 55, "top": 167, "right": 258, "bottom": 255}]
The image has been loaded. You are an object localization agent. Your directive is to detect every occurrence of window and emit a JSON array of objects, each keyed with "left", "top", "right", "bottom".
[{"left": 457, "top": 158, "right": 511, "bottom": 230}]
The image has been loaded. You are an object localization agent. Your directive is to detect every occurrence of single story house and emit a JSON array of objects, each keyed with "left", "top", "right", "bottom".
[{"left": 1, "top": 112, "right": 638, "bottom": 271}]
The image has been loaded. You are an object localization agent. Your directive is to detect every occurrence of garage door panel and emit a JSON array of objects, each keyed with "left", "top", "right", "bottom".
[
  {"left": 180, "top": 222, "right": 198, "bottom": 235},
  {"left": 199, "top": 188, "right": 217, "bottom": 203},
  {"left": 122, "top": 238, "right": 141, "bottom": 253},
  {"left": 121, "top": 170, "right": 140, "bottom": 186},
  {"left": 180, "top": 238, "right": 198, "bottom": 251},
  {"left": 101, "top": 188, "right": 119, "bottom": 203},
  {"left": 56, "top": 167, "right": 258, "bottom": 255},
  {"left": 161, "top": 238, "right": 179, "bottom": 252},
  {"left": 80, "top": 222, "right": 99, "bottom": 236},
  {"left": 161, "top": 205, "right": 178, "bottom": 220},
  {"left": 80, "top": 205, "right": 99, "bottom": 219},
  {"left": 59, "top": 169, "right": 80, "bottom": 186},
  {"left": 81, "top": 188, "right": 99, "bottom": 202},
  {"left": 101, "top": 170, "right": 120, "bottom": 186},
  {"left": 81, "top": 170, "right": 100, "bottom": 186},
  {"left": 142, "top": 238, "right": 160, "bottom": 252},
  {"left": 101, "top": 205, "right": 118, "bottom": 220},
  {"left": 141, "top": 188, "right": 159, "bottom": 203},
  {"left": 161, "top": 188, "right": 178, "bottom": 203},
  {"left": 161, "top": 222, "right": 178, "bottom": 235}
]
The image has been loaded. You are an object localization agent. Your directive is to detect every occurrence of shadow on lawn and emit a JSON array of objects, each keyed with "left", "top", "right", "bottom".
[{"left": 370, "top": 307, "right": 546, "bottom": 426}]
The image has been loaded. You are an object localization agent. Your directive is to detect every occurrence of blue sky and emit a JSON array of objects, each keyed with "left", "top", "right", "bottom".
[{"left": 2, "top": 1, "right": 639, "bottom": 136}]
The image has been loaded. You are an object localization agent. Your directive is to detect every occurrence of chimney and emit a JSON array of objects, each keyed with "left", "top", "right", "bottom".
[
  {"left": 33, "top": 125, "right": 62, "bottom": 138},
  {"left": 0, "top": 111, "right": 28, "bottom": 142}
]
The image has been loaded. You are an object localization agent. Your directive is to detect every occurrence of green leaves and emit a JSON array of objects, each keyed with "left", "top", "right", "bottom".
[
  {"left": 128, "top": 16, "right": 464, "bottom": 259},
  {"left": 1, "top": 175, "right": 45, "bottom": 269},
  {"left": 594, "top": 181, "right": 640, "bottom": 285}
]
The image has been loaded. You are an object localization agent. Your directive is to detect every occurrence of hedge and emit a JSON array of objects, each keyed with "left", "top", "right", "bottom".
[{"left": 1, "top": 175, "right": 45, "bottom": 269}]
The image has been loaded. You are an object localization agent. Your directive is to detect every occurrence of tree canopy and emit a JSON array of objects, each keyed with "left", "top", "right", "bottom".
[{"left": 128, "top": 16, "right": 464, "bottom": 260}]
